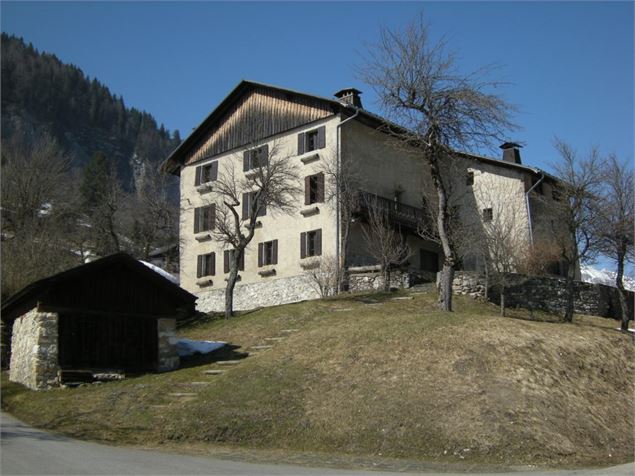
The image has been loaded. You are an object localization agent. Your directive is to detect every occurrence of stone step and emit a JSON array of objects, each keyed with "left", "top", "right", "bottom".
[
  {"left": 215, "top": 360, "right": 244, "bottom": 365},
  {"left": 280, "top": 329, "right": 299, "bottom": 333},
  {"left": 190, "top": 381, "right": 212, "bottom": 386},
  {"left": 391, "top": 296, "right": 414, "bottom": 301},
  {"left": 265, "top": 337, "right": 286, "bottom": 341},
  {"left": 203, "top": 369, "right": 226, "bottom": 375},
  {"left": 250, "top": 345, "right": 273, "bottom": 350},
  {"left": 168, "top": 392, "right": 197, "bottom": 397}
]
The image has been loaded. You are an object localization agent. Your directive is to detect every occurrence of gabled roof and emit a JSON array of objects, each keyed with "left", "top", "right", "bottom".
[
  {"left": 161, "top": 80, "right": 549, "bottom": 180},
  {"left": 1, "top": 253, "right": 196, "bottom": 322}
]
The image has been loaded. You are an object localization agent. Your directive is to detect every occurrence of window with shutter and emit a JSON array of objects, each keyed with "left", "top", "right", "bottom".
[
  {"left": 197, "top": 252, "right": 215, "bottom": 277},
  {"left": 305, "top": 173, "right": 325, "bottom": 205},
  {"left": 242, "top": 191, "right": 266, "bottom": 219},
  {"left": 194, "top": 205, "right": 215, "bottom": 233},
  {"left": 300, "top": 126, "right": 326, "bottom": 154},
  {"left": 244, "top": 145, "right": 269, "bottom": 171},
  {"left": 483, "top": 208, "right": 493, "bottom": 222},
  {"left": 259, "top": 240, "right": 278, "bottom": 266},
  {"left": 224, "top": 249, "right": 244, "bottom": 273},
  {"left": 301, "top": 229, "right": 322, "bottom": 258}
]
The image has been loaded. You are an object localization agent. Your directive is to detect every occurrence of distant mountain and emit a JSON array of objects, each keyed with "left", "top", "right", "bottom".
[
  {"left": 580, "top": 265, "right": 635, "bottom": 291},
  {"left": 0, "top": 33, "right": 181, "bottom": 192}
]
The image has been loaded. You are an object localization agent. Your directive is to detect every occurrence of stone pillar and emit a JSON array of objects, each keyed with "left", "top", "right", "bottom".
[
  {"left": 157, "top": 318, "right": 179, "bottom": 372},
  {"left": 9, "top": 309, "right": 59, "bottom": 390}
]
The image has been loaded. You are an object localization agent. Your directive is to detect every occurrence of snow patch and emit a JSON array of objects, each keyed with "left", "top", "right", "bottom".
[
  {"left": 176, "top": 338, "right": 225, "bottom": 357},
  {"left": 580, "top": 265, "right": 635, "bottom": 292},
  {"left": 139, "top": 260, "right": 178, "bottom": 284}
]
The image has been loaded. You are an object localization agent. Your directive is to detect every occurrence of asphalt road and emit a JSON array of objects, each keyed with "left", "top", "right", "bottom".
[{"left": 1, "top": 412, "right": 633, "bottom": 476}]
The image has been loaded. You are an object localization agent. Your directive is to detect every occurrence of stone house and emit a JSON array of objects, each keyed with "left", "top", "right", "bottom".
[
  {"left": 2, "top": 253, "right": 196, "bottom": 390},
  {"left": 161, "top": 80, "right": 567, "bottom": 312}
]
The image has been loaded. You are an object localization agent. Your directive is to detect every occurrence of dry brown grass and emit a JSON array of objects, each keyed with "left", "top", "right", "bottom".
[{"left": 2, "top": 290, "right": 633, "bottom": 469}]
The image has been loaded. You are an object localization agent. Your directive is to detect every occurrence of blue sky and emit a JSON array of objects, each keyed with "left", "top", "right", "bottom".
[{"left": 2, "top": 1, "right": 633, "bottom": 173}]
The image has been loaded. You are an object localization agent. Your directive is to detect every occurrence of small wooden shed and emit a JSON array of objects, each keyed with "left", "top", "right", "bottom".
[{"left": 2, "top": 253, "right": 196, "bottom": 390}]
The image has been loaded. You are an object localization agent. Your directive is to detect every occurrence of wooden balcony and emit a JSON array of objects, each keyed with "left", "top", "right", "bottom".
[{"left": 356, "top": 190, "right": 426, "bottom": 230}]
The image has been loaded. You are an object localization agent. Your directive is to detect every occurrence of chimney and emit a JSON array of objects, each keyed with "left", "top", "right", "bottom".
[
  {"left": 334, "top": 88, "right": 363, "bottom": 108},
  {"left": 500, "top": 142, "right": 522, "bottom": 164}
]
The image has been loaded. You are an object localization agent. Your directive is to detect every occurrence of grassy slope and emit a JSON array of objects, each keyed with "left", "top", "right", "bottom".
[{"left": 2, "top": 291, "right": 634, "bottom": 468}]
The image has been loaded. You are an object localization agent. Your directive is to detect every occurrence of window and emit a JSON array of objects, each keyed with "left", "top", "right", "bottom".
[
  {"left": 297, "top": 126, "right": 326, "bottom": 154},
  {"left": 304, "top": 173, "right": 324, "bottom": 205},
  {"left": 419, "top": 249, "right": 439, "bottom": 272},
  {"left": 194, "top": 204, "right": 215, "bottom": 233},
  {"left": 552, "top": 188, "right": 562, "bottom": 201},
  {"left": 242, "top": 191, "right": 267, "bottom": 220},
  {"left": 258, "top": 240, "right": 278, "bottom": 267},
  {"left": 300, "top": 229, "right": 322, "bottom": 258},
  {"left": 466, "top": 171, "right": 474, "bottom": 186},
  {"left": 483, "top": 208, "right": 493, "bottom": 222},
  {"left": 243, "top": 145, "right": 269, "bottom": 171},
  {"left": 194, "top": 161, "right": 218, "bottom": 186},
  {"left": 223, "top": 249, "right": 245, "bottom": 273},
  {"left": 196, "top": 253, "right": 215, "bottom": 278}
]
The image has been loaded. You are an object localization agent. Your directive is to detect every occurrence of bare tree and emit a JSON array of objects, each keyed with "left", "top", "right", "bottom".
[
  {"left": 360, "top": 195, "right": 411, "bottom": 292},
  {"left": 1, "top": 131, "right": 78, "bottom": 298},
  {"left": 321, "top": 147, "right": 363, "bottom": 292},
  {"left": 550, "top": 138, "right": 602, "bottom": 323},
  {"left": 359, "top": 15, "right": 517, "bottom": 311},
  {"left": 212, "top": 141, "right": 300, "bottom": 318},
  {"left": 303, "top": 254, "right": 339, "bottom": 298},
  {"left": 594, "top": 155, "right": 634, "bottom": 331}
]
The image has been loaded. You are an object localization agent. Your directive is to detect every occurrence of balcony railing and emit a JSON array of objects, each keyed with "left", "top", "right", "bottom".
[{"left": 356, "top": 190, "right": 427, "bottom": 229}]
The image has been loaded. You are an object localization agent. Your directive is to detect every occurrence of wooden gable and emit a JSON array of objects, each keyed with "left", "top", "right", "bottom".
[{"left": 185, "top": 86, "right": 335, "bottom": 166}]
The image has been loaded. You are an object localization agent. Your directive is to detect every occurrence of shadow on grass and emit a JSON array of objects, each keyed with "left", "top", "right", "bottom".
[{"left": 178, "top": 343, "right": 249, "bottom": 370}]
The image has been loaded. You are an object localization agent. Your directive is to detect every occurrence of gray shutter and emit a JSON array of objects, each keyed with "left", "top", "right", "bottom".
[
  {"left": 317, "top": 172, "right": 325, "bottom": 203},
  {"left": 239, "top": 250, "right": 244, "bottom": 271},
  {"left": 211, "top": 161, "right": 219, "bottom": 181},
  {"left": 298, "top": 133, "right": 305, "bottom": 155},
  {"left": 195, "top": 166, "right": 202, "bottom": 186},
  {"left": 317, "top": 126, "right": 326, "bottom": 149},
  {"left": 272, "top": 240, "right": 278, "bottom": 265},
  {"left": 242, "top": 192, "right": 249, "bottom": 220},
  {"left": 210, "top": 204, "right": 216, "bottom": 230},
  {"left": 196, "top": 255, "right": 202, "bottom": 278},
  {"left": 210, "top": 253, "right": 216, "bottom": 276},
  {"left": 261, "top": 145, "right": 269, "bottom": 166},
  {"left": 316, "top": 229, "right": 322, "bottom": 256},
  {"left": 300, "top": 232, "right": 306, "bottom": 259},
  {"left": 224, "top": 250, "right": 230, "bottom": 273},
  {"left": 243, "top": 151, "right": 250, "bottom": 171},
  {"left": 258, "top": 194, "right": 267, "bottom": 217},
  {"left": 304, "top": 176, "right": 311, "bottom": 205},
  {"left": 194, "top": 207, "right": 200, "bottom": 233},
  {"left": 258, "top": 243, "right": 264, "bottom": 267}
]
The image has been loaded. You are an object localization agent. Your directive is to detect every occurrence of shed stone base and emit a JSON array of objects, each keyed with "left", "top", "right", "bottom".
[{"left": 10, "top": 309, "right": 59, "bottom": 390}]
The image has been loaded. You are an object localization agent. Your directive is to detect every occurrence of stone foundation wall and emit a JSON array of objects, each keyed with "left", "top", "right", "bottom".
[
  {"left": 9, "top": 309, "right": 59, "bottom": 390},
  {"left": 157, "top": 318, "right": 179, "bottom": 371},
  {"left": 196, "top": 274, "right": 321, "bottom": 313},
  {"left": 451, "top": 271, "right": 634, "bottom": 319},
  {"left": 347, "top": 267, "right": 413, "bottom": 292}
]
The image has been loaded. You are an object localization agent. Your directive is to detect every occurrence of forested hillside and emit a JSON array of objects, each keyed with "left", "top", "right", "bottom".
[
  {"left": 1, "top": 33, "right": 180, "bottom": 191},
  {"left": 1, "top": 34, "right": 182, "bottom": 299}
]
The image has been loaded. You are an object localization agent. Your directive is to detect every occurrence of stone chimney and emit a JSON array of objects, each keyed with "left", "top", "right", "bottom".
[
  {"left": 500, "top": 142, "right": 522, "bottom": 164},
  {"left": 334, "top": 88, "right": 363, "bottom": 108}
]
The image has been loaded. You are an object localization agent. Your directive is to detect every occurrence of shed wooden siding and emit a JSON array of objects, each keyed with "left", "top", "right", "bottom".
[
  {"left": 185, "top": 87, "right": 335, "bottom": 165},
  {"left": 39, "top": 267, "right": 186, "bottom": 318}
]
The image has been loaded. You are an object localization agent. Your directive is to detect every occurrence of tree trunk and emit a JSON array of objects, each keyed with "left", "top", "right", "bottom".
[
  {"left": 500, "top": 285, "right": 506, "bottom": 317},
  {"left": 438, "top": 263, "right": 454, "bottom": 311},
  {"left": 224, "top": 258, "right": 240, "bottom": 319},
  {"left": 615, "top": 254, "right": 630, "bottom": 331},
  {"left": 563, "top": 262, "right": 576, "bottom": 323},
  {"left": 383, "top": 266, "right": 391, "bottom": 292}
]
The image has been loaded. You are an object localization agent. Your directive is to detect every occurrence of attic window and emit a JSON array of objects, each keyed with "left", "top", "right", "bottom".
[{"left": 466, "top": 171, "right": 474, "bottom": 186}]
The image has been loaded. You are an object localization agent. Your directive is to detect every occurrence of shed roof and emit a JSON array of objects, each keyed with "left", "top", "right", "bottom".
[{"left": 1, "top": 253, "right": 196, "bottom": 322}]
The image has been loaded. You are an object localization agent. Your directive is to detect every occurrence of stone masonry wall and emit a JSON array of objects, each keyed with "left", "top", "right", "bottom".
[
  {"left": 451, "top": 271, "right": 634, "bottom": 319},
  {"left": 347, "top": 267, "right": 413, "bottom": 292},
  {"left": 9, "top": 309, "right": 59, "bottom": 390},
  {"left": 196, "top": 274, "right": 321, "bottom": 313},
  {"left": 157, "top": 318, "right": 179, "bottom": 371}
]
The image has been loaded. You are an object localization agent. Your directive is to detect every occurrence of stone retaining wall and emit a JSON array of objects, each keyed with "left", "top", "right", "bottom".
[
  {"left": 196, "top": 274, "right": 321, "bottom": 313},
  {"left": 347, "top": 267, "right": 413, "bottom": 292},
  {"left": 9, "top": 309, "right": 59, "bottom": 390},
  {"left": 451, "top": 271, "right": 634, "bottom": 319}
]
